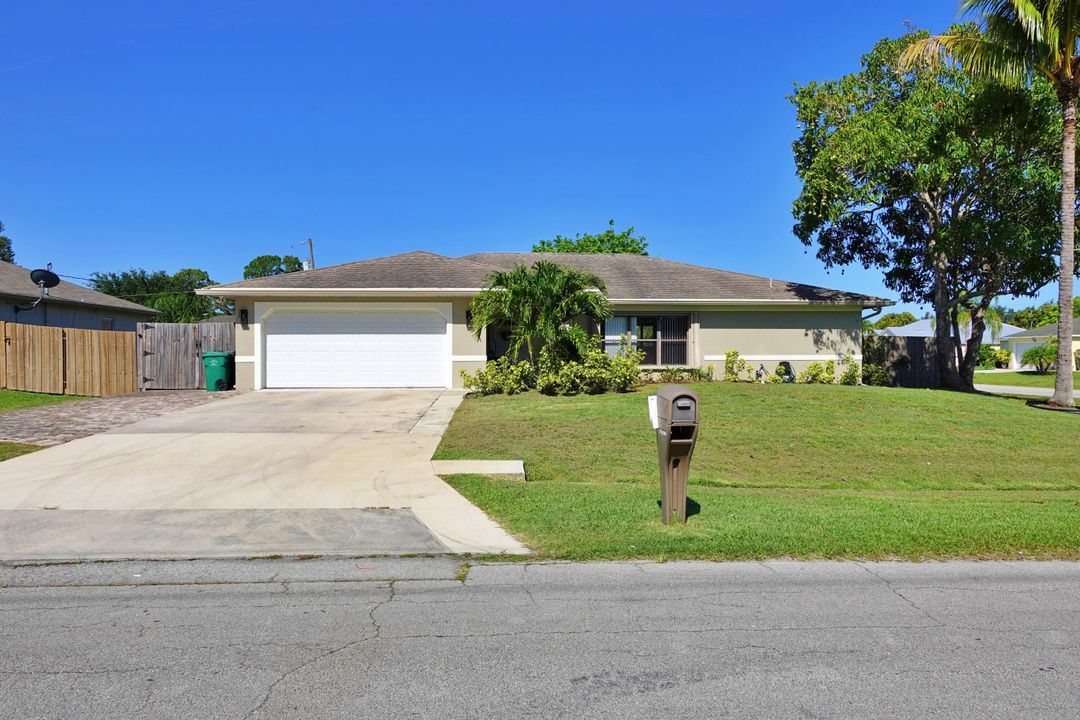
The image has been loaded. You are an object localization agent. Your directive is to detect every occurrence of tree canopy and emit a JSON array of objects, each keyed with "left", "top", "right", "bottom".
[
  {"left": 89, "top": 267, "right": 219, "bottom": 322},
  {"left": 1003, "top": 297, "right": 1080, "bottom": 328},
  {"left": 243, "top": 254, "right": 303, "bottom": 279},
  {"left": 900, "top": 1, "right": 1080, "bottom": 405},
  {"left": 532, "top": 220, "right": 648, "bottom": 255},
  {"left": 791, "top": 26, "right": 1064, "bottom": 390},
  {"left": 469, "top": 261, "right": 612, "bottom": 362},
  {"left": 873, "top": 312, "right": 918, "bottom": 330},
  {"left": 0, "top": 220, "right": 14, "bottom": 263}
]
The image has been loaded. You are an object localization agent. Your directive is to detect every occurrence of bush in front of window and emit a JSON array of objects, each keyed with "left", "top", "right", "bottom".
[{"left": 464, "top": 342, "right": 645, "bottom": 396}]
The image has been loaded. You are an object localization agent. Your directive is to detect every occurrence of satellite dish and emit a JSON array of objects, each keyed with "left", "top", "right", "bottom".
[{"left": 30, "top": 268, "right": 61, "bottom": 289}]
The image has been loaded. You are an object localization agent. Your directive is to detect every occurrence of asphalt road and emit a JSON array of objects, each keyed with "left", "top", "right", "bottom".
[{"left": 1, "top": 558, "right": 1077, "bottom": 719}]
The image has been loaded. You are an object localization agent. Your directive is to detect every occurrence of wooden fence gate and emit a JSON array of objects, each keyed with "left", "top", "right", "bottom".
[
  {"left": 137, "top": 322, "right": 236, "bottom": 390},
  {"left": 0, "top": 322, "right": 137, "bottom": 396},
  {"left": 884, "top": 336, "right": 945, "bottom": 388}
]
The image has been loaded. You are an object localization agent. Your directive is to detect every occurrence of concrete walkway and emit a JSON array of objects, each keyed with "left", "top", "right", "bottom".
[
  {"left": 0, "top": 390, "right": 527, "bottom": 558},
  {"left": 975, "top": 383, "right": 1080, "bottom": 399}
]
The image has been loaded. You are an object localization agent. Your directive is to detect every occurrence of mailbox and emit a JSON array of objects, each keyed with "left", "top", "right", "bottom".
[{"left": 653, "top": 384, "right": 699, "bottom": 524}]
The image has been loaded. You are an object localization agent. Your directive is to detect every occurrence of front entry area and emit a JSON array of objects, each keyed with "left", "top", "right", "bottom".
[{"left": 262, "top": 305, "right": 450, "bottom": 388}]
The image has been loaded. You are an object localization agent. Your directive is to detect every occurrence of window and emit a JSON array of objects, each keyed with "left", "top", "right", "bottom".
[
  {"left": 99, "top": 317, "right": 115, "bottom": 331},
  {"left": 602, "top": 314, "right": 689, "bottom": 366}
]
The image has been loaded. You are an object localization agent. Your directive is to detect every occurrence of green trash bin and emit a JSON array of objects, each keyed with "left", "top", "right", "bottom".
[{"left": 202, "top": 351, "right": 234, "bottom": 392}]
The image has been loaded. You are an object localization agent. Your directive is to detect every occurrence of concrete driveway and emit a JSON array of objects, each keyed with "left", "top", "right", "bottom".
[{"left": 0, "top": 390, "right": 527, "bottom": 559}]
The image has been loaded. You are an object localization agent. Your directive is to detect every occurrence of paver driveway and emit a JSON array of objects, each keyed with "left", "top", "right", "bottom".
[{"left": 0, "top": 390, "right": 526, "bottom": 558}]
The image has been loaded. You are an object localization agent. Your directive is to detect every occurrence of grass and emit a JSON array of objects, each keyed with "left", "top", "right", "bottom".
[
  {"left": 0, "top": 389, "right": 83, "bottom": 413},
  {"left": 973, "top": 370, "right": 1080, "bottom": 389},
  {"left": 0, "top": 441, "right": 42, "bottom": 462},
  {"left": 435, "top": 383, "right": 1080, "bottom": 560},
  {"left": 0, "top": 390, "right": 78, "bottom": 462}
]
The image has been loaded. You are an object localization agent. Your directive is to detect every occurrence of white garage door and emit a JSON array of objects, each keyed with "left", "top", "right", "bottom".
[
  {"left": 1012, "top": 341, "right": 1038, "bottom": 370},
  {"left": 264, "top": 310, "right": 448, "bottom": 388}
]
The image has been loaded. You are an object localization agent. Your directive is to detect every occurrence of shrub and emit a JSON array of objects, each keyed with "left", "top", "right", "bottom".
[
  {"left": 536, "top": 343, "right": 644, "bottom": 396},
  {"left": 1022, "top": 342, "right": 1057, "bottom": 374},
  {"left": 641, "top": 365, "right": 716, "bottom": 384},
  {"left": 460, "top": 356, "right": 535, "bottom": 395},
  {"left": 977, "top": 345, "right": 1011, "bottom": 369},
  {"left": 861, "top": 363, "right": 892, "bottom": 386},
  {"left": 609, "top": 350, "right": 645, "bottom": 393},
  {"left": 839, "top": 355, "right": 860, "bottom": 385},
  {"left": 724, "top": 350, "right": 753, "bottom": 382},
  {"left": 797, "top": 360, "right": 836, "bottom": 384}
]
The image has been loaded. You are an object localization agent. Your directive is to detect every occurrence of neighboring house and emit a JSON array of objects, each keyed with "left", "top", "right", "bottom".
[
  {"left": 0, "top": 261, "right": 157, "bottom": 331},
  {"left": 197, "top": 250, "right": 891, "bottom": 390},
  {"left": 875, "top": 318, "right": 1023, "bottom": 347},
  {"left": 1001, "top": 319, "right": 1080, "bottom": 371}
]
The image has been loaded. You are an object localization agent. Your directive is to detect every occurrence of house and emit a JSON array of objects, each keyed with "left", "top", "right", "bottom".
[
  {"left": 197, "top": 250, "right": 891, "bottom": 390},
  {"left": 0, "top": 260, "right": 157, "bottom": 331},
  {"left": 1001, "top": 319, "right": 1079, "bottom": 371},
  {"left": 876, "top": 318, "right": 1024, "bottom": 347}
]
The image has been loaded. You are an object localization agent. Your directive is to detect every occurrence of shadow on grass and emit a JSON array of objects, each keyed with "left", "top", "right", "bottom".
[{"left": 655, "top": 496, "right": 702, "bottom": 519}]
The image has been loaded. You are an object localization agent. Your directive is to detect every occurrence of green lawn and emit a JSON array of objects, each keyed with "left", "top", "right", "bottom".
[
  {"left": 0, "top": 390, "right": 78, "bottom": 462},
  {"left": 0, "top": 441, "right": 42, "bottom": 461},
  {"left": 435, "top": 384, "right": 1080, "bottom": 560},
  {"left": 0, "top": 389, "right": 82, "bottom": 413},
  {"left": 974, "top": 370, "right": 1080, "bottom": 388}
]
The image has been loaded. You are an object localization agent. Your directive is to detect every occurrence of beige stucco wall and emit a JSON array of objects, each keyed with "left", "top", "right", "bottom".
[
  {"left": 228, "top": 296, "right": 483, "bottom": 391},
  {"left": 696, "top": 306, "right": 863, "bottom": 378},
  {"left": 227, "top": 297, "right": 865, "bottom": 389}
]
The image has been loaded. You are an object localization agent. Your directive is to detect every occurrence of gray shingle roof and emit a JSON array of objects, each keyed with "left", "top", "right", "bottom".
[
  {"left": 204, "top": 249, "right": 890, "bottom": 306},
  {"left": 0, "top": 261, "right": 158, "bottom": 315},
  {"left": 1005, "top": 319, "right": 1079, "bottom": 339},
  {"left": 208, "top": 251, "right": 496, "bottom": 291},
  {"left": 461, "top": 252, "right": 890, "bottom": 305}
]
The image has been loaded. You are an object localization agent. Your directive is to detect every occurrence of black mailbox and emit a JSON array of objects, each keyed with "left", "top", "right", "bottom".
[{"left": 654, "top": 384, "right": 699, "bottom": 524}]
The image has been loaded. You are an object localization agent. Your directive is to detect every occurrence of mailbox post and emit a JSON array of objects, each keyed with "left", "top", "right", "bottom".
[{"left": 653, "top": 384, "right": 699, "bottom": 524}]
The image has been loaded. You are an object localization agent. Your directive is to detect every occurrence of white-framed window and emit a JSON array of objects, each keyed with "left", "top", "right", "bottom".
[{"left": 602, "top": 314, "right": 690, "bottom": 365}]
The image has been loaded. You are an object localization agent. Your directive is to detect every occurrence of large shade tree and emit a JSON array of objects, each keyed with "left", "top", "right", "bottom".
[
  {"left": 469, "top": 260, "right": 612, "bottom": 362},
  {"left": 533, "top": 220, "right": 649, "bottom": 255},
  {"left": 90, "top": 267, "right": 218, "bottom": 322},
  {"left": 243, "top": 254, "right": 303, "bottom": 279},
  {"left": 901, "top": 1, "right": 1079, "bottom": 404},
  {"left": 792, "top": 28, "right": 1063, "bottom": 391}
]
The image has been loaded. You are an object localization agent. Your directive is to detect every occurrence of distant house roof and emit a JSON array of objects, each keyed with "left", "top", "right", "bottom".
[
  {"left": 1004, "top": 318, "right": 1080, "bottom": 340},
  {"left": 0, "top": 261, "right": 158, "bottom": 316},
  {"left": 202, "top": 250, "right": 892, "bottom": 307},
  {"left": 876, "top": 318, "right": 1024, "bottom": 344}
]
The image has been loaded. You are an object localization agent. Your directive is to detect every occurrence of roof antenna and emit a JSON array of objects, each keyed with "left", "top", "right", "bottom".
[{"left": 17, "top": 263, "right": 60, "bottom": 312}]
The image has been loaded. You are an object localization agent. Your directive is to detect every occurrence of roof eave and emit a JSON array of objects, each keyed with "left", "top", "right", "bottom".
[
  {"left": 196, "top": 287, "right": 483, "bottom": 298},
  {"left": 608, "top": 297, "right": 893, "bottom": 308}
]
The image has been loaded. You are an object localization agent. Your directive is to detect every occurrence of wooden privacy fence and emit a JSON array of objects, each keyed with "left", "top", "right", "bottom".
[
  {"left": 0, "top": 322, "right": 137, "bottom": 396},
  {"left": 884, "top": 336, "right": 946, "bottom": 389},
  {"left": 137, "top": 322, "right": 235, "bottom": 390}
]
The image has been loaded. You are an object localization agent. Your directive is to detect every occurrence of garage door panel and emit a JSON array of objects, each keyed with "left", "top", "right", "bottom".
[{"left": 265, "top": 310, "right": 447, "bottom": 388}]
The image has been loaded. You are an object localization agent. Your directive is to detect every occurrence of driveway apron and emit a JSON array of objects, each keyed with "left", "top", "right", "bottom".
[{"left": 0, "top": 390, "right": 527, "bottom": 559}]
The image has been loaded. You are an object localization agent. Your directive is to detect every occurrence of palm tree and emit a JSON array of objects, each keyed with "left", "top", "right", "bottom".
[
  {"left": 469, "top": 261, "right": 613, "bottom": 362},
  {"left": 901, "top": 1, "right": 1076, "bottom": 407}
]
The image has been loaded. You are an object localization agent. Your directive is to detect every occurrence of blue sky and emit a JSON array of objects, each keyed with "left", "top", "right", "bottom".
[{"left": 1, "top": 1, "right": 1057, "bottom": 314}]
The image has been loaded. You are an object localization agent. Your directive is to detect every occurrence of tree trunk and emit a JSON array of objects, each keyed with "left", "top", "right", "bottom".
[
  {"left": 1052, "top": 92, "right": 1077, "bottom": 407},
  {"left": 957, "top": 308, "right": 985, "bottom": 392},
  {"left": 951, "top": 307, "right": 964, "bottom": 369},
  {"left": 931, "top": 247, "right": 965, "bottom": 390}
]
